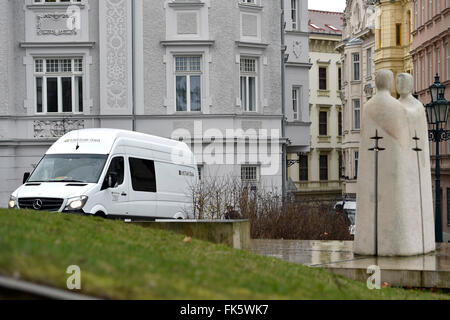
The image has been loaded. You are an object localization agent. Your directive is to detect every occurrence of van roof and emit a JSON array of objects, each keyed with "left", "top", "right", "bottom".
[{"left": 47, "top": 128, "right": 191, "bottom": 156}]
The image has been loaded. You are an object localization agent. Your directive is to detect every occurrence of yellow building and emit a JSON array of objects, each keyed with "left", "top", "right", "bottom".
[
  {"left": 287, "top": 10, "right": 344, "bottom": 202},
  {"left": 374, "top": 0, "right": 413, "bottom": 94}
]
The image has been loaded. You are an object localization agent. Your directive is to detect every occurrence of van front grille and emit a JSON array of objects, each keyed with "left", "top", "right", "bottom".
[{"left": 18, "top": 198, "right": 64, "bottom": 212}]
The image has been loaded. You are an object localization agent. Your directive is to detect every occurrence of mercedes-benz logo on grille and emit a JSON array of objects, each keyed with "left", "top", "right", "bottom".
[{"left": 32, "top": 199, "right": 43, "bottom": 210}]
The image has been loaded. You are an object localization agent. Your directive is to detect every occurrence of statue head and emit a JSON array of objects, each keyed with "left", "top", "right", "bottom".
[
  {"left": 396, "top": 73, "right": 413, "bottom": 96},
  {"left": 375, "top": 69, "right": 394, "bottom": 92}
]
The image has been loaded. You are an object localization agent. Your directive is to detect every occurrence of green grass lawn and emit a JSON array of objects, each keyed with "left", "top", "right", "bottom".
[{"left": 0, "top": 209, "right": 447, "bottom": 300}]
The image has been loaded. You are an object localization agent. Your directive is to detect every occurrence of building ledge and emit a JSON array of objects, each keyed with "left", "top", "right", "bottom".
[
  {"left": 160, "top": 40, "right": 215, "bottom": 47},
  {"left": 19, "top": 42, "right": 95, "bottom": 48},
  {"left": 286, "top": 30, "right": 309, "bottom": 37},
  {"left": 167, "top": 1, "right": 205, "bottom": 9},
  {"left": 286, "top": 121, "right": 311, "bottom": 127},
  {"left": 317, "top": 90, "right": 330, "bottom": 97},
  {"left": 26, "top": 3, "right": 86, "bottom": 10},
  {"left": 285, "top": 61, "right": 313, "bottom": 69},
  {"left": 238, "top": 3, "right": 263, "bottom": 12},
  {"left": 235, "top": 41, "right": 269, "bottom": 49}
]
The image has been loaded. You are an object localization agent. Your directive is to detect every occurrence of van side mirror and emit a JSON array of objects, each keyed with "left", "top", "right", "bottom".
[
  {"left": 23, "top": 172, "right": 30, "bottom": 184},
  {"left": 102, "top": 172, "right": 118, "bottom": 190}
]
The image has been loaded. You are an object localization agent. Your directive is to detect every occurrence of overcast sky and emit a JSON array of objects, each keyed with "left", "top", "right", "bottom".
[{"left": 308, "top": 0, "right": 346, "bottom": 13}]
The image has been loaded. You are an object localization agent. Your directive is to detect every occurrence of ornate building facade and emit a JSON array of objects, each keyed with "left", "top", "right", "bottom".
[
  {"left": 288, "top": 10, "right": 343, "bottom": 201},
  {"left": 0, "top": 0, "right": 311, "bottom": 206},
  {"left": 374, "top": 0, "right": 413, "bottom": 93},
  {"left": 337, "top": 0, "right": 376, "bottom": 197},
  {"left": 411, "top": 0, "right": 450, "bottom": 240}
]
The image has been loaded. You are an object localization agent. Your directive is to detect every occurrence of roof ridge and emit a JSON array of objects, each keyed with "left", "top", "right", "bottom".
[{"left": 308, "top": 9, "right": 344, "bottom": 15}]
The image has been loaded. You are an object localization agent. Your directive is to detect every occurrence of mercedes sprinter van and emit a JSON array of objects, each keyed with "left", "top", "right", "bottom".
[{"left": 8, "top": 129, "right": 198, "bottom": 220}]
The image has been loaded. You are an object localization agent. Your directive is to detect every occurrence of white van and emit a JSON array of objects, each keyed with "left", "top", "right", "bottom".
[{"left": 8, "top": 129, "right": 198, "bottom": 220}]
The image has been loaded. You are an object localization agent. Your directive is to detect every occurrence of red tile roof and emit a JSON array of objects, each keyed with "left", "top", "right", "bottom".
[{"left": 308, "top": 10, "right": 344, "bottom": 35}]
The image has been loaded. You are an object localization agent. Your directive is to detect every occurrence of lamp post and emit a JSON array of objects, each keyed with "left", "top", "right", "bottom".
[{"left": 425, "top": 74, "right": 450, "bottom": 243}]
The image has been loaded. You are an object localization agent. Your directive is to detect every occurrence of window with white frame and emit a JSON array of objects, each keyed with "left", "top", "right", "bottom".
[
  {"left": 353, "top": 99, "right": 360, "bottom": 130},
  {"left": 33, "top": 0, "right": 82, "bottom": 3},
  {"left": 291, "top": 0, "right": 299, "bottom": 30},
  {"left": 354, "top": 151, "right": 359, "bottom": 179},
  {"left": 352, "top": 53, "right": 360, "bottom": 81},
  {"left": 240, "top": 57, "right": 258, "bottom": 112},
  {"left": 241, "top": 165, "right": 258, "bottom": 183},
  {"left": 241, "top": 0, "right": 257, "bottom": 4},
  {"left": 292, "top": 86, "right": 301, "bottom": 120},
  {"left": 437, "top": 0, "right": 441, "bottom": 13},
  {"left": 34, "top": 58, "right": 83, "bottom": 114},
  {"left": 175, "top": 56, "right": 202, "bottom": 112}
]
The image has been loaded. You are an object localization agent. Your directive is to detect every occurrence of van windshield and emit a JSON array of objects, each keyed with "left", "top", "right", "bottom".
[{"left": 28, "top": 154, "right": 108, "bottom": 183}]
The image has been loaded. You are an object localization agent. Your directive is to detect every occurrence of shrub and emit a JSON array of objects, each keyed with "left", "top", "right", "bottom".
[{"left": 186, "top": 177, "right": 351, "bottom": 240}]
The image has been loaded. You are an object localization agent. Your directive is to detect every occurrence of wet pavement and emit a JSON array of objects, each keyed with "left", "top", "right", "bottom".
[{"left": 250, "top": 240, "right": 450, "bottom": 288}]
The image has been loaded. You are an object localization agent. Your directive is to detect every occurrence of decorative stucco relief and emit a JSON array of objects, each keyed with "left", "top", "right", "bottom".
[
  {"left": 104, "top": 0, "right": 129, "bottom": 109},
  {"left": 292, "top": 40, "right": 302, "bottom": 58},
  {"left": 34, "top": 120, "right": 85, "bottom": 139},
  {"left": 36, "top": 13, "right": 77, "bottom": 36}
]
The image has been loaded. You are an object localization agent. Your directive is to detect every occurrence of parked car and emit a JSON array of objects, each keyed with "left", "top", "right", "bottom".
[
  {"left": 8, "top": 129, "right": 198, "bottom": 220},
  {"left": 334, "top": 200, "right": 356, "bottom": 236}
]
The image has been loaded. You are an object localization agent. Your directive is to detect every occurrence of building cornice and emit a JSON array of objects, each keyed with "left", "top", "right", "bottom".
[
  {"left": 160, "top": 40, "right": 215, "bottom": 47},
  {"left": 286, "top": 30, "right": 309, "bottom": 37},
  {"left": 25, "top": 3, "right": 86, "bottom": 10},
  {"left": 235, "top": 41, "right": 269, "bottom": 49},
  {"left": 238, "top": 3, "right": 263, "bottom": 12},
  {"left": 19, "top": 42, "right": 96, "bottom": 48},
  {"left": 285, "top": 62, "right": 313, "bottom": 69},
  {"left": 0, "top": 113, "right": 284, "bottom": 121},
  {"left": 167, "top": 1, "right": 205, "bottom": 9}
]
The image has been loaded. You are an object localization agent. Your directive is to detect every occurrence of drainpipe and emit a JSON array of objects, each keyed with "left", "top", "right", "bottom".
[
  {"left": 281, "top": 0, "right": 287, "bottom": 199},
  {"left": 131, "top": 0, "right": 137, "bottom": 131}
]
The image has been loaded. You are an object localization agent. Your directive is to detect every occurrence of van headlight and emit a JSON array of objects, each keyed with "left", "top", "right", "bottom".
[
  {"left": 65, "top": 196, "right": 88, "bottom": 210},
  {"left": 8, "top": 196, "right": 17, "bottom": 209}
]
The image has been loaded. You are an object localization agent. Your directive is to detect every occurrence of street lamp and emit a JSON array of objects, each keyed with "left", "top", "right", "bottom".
[{"left": 425, "top": 74, "right": 450, "bottom": 243}]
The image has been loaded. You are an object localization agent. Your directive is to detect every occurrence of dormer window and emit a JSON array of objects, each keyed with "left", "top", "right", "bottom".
[
  {"left": 325, "top": 24, "right": 339, "bottom": 32},
  {"left": 309, "top": 22, "right": 324, "bottom": 31}
]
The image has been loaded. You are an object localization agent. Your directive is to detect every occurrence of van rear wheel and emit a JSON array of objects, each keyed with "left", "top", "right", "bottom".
[{"left": 95, "top": 211, "right": 106, "bottom": 219}]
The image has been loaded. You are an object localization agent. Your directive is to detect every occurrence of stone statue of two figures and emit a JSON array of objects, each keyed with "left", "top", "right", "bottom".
[{"left": 354, "top": 70, "right": 436, "bottom": 256}]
